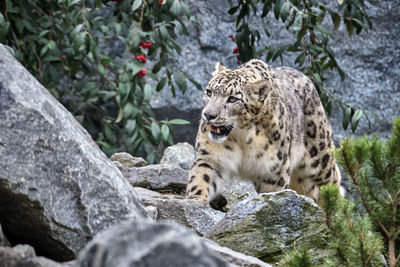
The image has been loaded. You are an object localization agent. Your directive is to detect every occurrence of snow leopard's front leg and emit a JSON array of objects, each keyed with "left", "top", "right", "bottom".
[
  {"left": 186, "top": 123, "right": 228, "bottom": 203},
  {"left": 186, "top": 154, "right": 223, "bottom": 203}
]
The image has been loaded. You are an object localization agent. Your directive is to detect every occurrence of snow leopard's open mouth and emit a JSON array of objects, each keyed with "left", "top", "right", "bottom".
[{"left": 210, "top": 125, "right": 232, "bottom": 137}]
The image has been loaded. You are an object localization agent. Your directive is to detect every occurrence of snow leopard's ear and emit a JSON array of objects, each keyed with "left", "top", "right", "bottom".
[
  {"left": 245, "top": 80, "right": 273, "bottom": 102},
  {"left": 212, "top": 62, "right": 229, "bottom": 76}
]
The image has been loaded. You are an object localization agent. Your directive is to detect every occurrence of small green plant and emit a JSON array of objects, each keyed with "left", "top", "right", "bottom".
[
  {"left": 283, "top": 246, "right": 314, "bottom": 267},
  {"left": 321, "top": 185, "right": 384, "bottom": 267},
  {"left": 333, "top": 117, "right": 400, "bottom": 267},
  {"left": 284, "top": 118, "right": 400, "bottom": 266},
  {"left": 0, "top": 0, "right": 197, "bottom": 163},
  {"left": 283, "top": 184, "right": 383, "bottom": 267},
  {"left": 227, "top": 0, "right": 373, "bottom": 132}
]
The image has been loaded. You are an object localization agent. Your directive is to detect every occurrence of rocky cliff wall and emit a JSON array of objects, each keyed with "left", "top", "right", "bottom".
[{"left": 151, "top": 0, "right": 400, "bottom": 144}]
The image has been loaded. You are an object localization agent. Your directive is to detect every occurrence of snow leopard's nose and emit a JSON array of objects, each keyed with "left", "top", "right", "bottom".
[{"left": 204, "top": 113, "right": 217, "bottom": 122}]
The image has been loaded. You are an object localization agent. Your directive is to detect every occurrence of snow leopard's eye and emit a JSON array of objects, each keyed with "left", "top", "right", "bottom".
[
  {"left": 227, "top": 96, "right": 239, "bottom": 103},
  {"left": 206, "top": 89, "right": 212, "bottom": 97}
]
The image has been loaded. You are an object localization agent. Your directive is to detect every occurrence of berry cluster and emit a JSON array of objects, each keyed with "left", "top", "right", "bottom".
[
  {"left": 136, "top": 41, "right": 152, "bottom": 78},
  {"left": 139, "top": 41, "right": 152, "bottom": 49},
  {"left": 136, "top": 55, "right": 147, "bottom": 63}
]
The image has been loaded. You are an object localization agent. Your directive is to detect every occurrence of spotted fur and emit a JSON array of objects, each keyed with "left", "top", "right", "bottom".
[{"left": 186, "top": 59, "right": 341, "bottom": 205}]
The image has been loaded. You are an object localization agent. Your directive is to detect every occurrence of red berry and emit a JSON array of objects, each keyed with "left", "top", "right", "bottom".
[
  {"left": 158, "top": 0, "right": 163, "bottom": 5},
  {"left": 236, "top": 57, "right": 240, "bottom": 65},
  {"left": 259, "top": 53, "right": 264, "bottom": 57},
  {"left": 233, "top": 47, "right": 239, "bottom": 54},
  {"left": 137, "top": 69, "right": 147, "bottom": 78},
  {"left": 139, "top": 41, "right": 146, "bottom": 48},
  {"left": 136, "top": 55, "right": 147, "bottom": 63},
  {"left": 139, "top": 41, "right": 152, "bottom": 49},
  {"left": 229, "top": 34, "right": 236, "bottom": 42},
  {"left": 61, "top": 55, "right": 66, "bottom": 60}
]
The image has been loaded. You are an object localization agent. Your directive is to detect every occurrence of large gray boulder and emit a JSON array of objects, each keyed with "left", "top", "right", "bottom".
[
  {"left": 209, "top": 190, "right": 333, "bottom": 265},
  {"left": 134, "top": 187, "right": 225, "bottom": 236},
  {"left": 77, "top": 220, "right": 229, "bottom": 267},
  {"left": 0, "top": 44, "right": 147, "bottom": 261},
  {"left": 152, "top": 0, "right": 400, "bottom": 143}
]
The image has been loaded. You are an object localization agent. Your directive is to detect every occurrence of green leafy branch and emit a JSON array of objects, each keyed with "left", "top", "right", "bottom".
[
  {"left": 0, "top": 0, "right": 195, "bottom": 163},
  {"left": 227, "top": 0, "right": 373, "bottom": 132}
]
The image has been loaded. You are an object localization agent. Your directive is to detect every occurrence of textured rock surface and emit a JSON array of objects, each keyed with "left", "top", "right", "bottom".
[
  {"left": 14, "top": 257, "right": 75, "bottom": 267},
  {"left": 0, "top": 44, "right": 147, "bottom": 261},
  {"left": 0, "top": 223, "right": 10, "bottom": 246},
  {"left": 160, "top": 142, "right": 195, "bottom": 170},
  {"left": 151, "top": 0, "right": 400, "bottom": 143},
  {"left": 203, "top": 239, "right": 272, "bottom": 267},
  {"left": 110, "top": 152, "right": 147, "bottom": 169},
  {"left": 221, "top": 178, "right": 257, "bottom": 209},
  {"left": 209, "top": 190, "right": 333, "bottom": 265},
  {"left": 110, "top": 152, "right": 148, "bottom": 177},
  {"left": 134, "top": 187, "right": 224, "bottom": 236},
  {"left": 125, "top": 164, "right": 188, "bottom": 193},
  {"left": 0, "top": 245, "right": 74, "bottom": 267},
  {"left": 0, "top": 245, "right": 35, "bottom": 267},
  {"left": 77, "top": 220, "right": 229, "bottom": 267}
]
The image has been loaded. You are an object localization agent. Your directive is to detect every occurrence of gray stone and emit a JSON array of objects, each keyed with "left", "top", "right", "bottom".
[
  {"left": 15, "top": 257, "right": 74, "bottom": 267},
  {"left": 221, "top": 178, "right": 257, "bottom": 210},
  {"left": 203, "top": 239, "right": 272, "bottom": 267},
  {"left": 0, "top": 245, "right": 73, "bottom": 267},
  {"left": 134, "top": 187, "right": 225, "bottom": 236},
  {"left": 110, "top": 152, "right": 148, "bottom": 172},
  {"left": 151, "top": 0, "right": 400, "bottom": 144},
  {"left": 77, "top": 220, "right": 229, "bottom": 267},
  {"left": 160, "top": 142, "right": 195, "bottom": 170},
  {"left": 0, "top": 245, "right": 35, "bottom": 267},
  {"left": 0, "top": 44, "right": 147, "bottom": 261},
  {"left": 143, "top": 205, "right": 158, "bottom": 221},
  {"left": 209, "top": 190, "right": 333, "bottom": 265},
  {"left": 323, "top": 0, "right": 400, "bottom": 140},
  {"left": 0, "top": 223, "right": 10, "bottom": 247},
  {"left": 125, "top": 164, "right": 188, "bottom": 193}
]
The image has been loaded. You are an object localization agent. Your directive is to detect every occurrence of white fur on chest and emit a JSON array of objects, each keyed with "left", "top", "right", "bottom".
[
  {"left": 212, "top": 127, "right": 306, "bottom": 182},
  {"left": 215, "top": 127, "right": 275, "bottom": 181}
]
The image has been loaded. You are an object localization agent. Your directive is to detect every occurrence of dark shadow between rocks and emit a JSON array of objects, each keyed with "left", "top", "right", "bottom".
[{"left": 0, "top": 181, "right": 76, "bottom": 261}]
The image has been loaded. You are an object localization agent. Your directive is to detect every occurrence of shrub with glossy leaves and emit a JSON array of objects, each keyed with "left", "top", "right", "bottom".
[
  {"left": 227, "top": 0, "right": 373, "bottom": 132},
  {"left": 0, "top": 0, "right": 197, "bottom": 163}
]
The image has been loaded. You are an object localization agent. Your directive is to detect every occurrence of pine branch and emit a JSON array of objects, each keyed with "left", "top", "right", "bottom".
[
  {"left": 341, "top": 148, "right": 391, "bottom": 239},
  {"left": 364, "top": 247, "right": 376, "bottom": 267}
]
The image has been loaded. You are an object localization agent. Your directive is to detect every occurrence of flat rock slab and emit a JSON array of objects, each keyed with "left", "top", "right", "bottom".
[
  {"left": 125, "top": 164, "right": 188, "bottom": 193},
  {"left": 134, "top": 187, "right": 224, "bottom": 236},
  {"left": 203, "top": 239, "right": 272, "bottom": 267},
  {"left": 209, "top": 190, "right": 333, "bottom": 265},
  {"left": 77, "top": 220, "right": 229, "bottom": 267},
  {"left": 110, "top": 152, "right": 148, "bottom": 172},
  {"left": 0, "top": 44, "right": 147, "bottom": 261}
]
